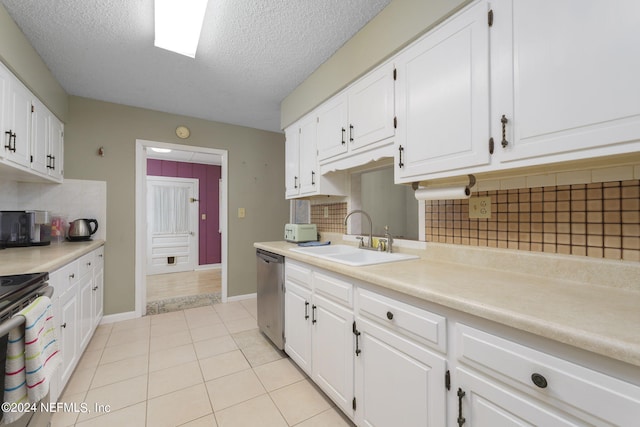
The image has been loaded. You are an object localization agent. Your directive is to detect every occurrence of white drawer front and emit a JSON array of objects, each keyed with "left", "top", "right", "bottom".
[
  {"left": 313, "top": 271, "right": 353, "bottom": 307},
  {"left": 94, "top": 246, "right": 104, "bottom": 267},
  {"left": 77, "top": 251, "right": 95, "bottom": 277},
  {"left": 358, "top": 288, "right": 446, "bottom": 352},
  {"left": 285, "top": 261, "right": 312, "bottom": 289},
  {"left": 55, "top": 260, "right": 79, "bottom": 292},
  {"left": 456, "top": 324, "right": 640, "bottom": 426}
]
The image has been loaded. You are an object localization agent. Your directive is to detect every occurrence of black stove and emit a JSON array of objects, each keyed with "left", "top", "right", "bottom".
[{"left": 0, "top": 272, "right": 49, "bottom": 319}]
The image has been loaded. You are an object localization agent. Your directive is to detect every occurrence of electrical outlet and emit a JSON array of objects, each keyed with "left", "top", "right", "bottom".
[
  {"left": 323, "top": 206, "right": 329, "bottom": 218},
  {"left": 469, "top": 196, "right": 491, "bottom": 219},
  {"left": 238, "top": 208, "right": 245, "bottom": 218}
]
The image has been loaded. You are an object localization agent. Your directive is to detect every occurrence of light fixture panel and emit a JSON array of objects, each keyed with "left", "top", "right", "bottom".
[{"left": 154, "top": 0, "right": 209, "bottom": 58}]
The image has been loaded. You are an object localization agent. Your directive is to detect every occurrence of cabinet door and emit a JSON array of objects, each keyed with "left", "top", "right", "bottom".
[
  {"left": 395, "top": 0, "right": 490, "bottom": 182},
  {"left": 456, "top": 368, "right": 582, "bottom": 427},
  {"left": 4, "top": 78, "right": 31, "bottom": 167},
  {"left": 0, "top": 65, "right": 8, "bottom": 160},
  {"left": 284, "top": 280, "right": 312, "bottom": 375},
  {"left": 493, "top": 0, "right": 640, "bottom": 164},
  {"left": 59, "top": 286, "right": 79, "bottom": 387},
  {"left": 348, "top": 63, "right": 395, "bottom": 151},
  {"left": 285, "top": 126, "right": 300, "bottom": 198},
  {"left": 317, "top": 93, "right": 348, "bottom": 162},
  {"left": 298, "top": 115, "right": 318, "bottom": 195},
  {"left": 77, "top": 272, "right": 94, "bottom": 352},
  {"left": 355, "top": 318, "right": 446, "bottom": 427},
  {"left": 93, "top": 265, "right": 104, "bottom": 328},
  {"left": 30, "top": 99, "right": 50, "bottom": 175},
  {"left": 48, "top": 117, "right": 64, "bottom": 181},
  {"left": 312, "top": 294, "right": 354, "bottom": 417}
]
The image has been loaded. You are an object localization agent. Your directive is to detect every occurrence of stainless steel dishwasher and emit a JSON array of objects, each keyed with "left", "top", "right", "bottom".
[{"left": 256, "top": 249, "right": 285, "bottom": 350}]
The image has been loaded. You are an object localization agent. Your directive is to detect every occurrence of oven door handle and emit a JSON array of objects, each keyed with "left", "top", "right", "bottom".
[{"left": 0, "top": 286, "right": 54, "bottom": 337}]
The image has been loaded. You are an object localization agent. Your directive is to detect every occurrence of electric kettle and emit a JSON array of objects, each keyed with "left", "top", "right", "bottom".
[{"left": 68, "top": 218, "right": 98, "bottom": 241}]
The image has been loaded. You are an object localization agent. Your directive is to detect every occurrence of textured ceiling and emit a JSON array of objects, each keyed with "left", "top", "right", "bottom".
[{"left": 1, "top": 0, "right": 390, "bottom": 132}]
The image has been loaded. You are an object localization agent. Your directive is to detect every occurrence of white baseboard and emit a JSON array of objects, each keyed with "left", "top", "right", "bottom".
[
  {"left": 100, "top": 311, "right": 139, "bottom": 325},
  {"left": 196, "top": 264, "right": 222, "bottom": 270},
  {"left": 226, "top": 292, "right": 257, "bottom": 302}
]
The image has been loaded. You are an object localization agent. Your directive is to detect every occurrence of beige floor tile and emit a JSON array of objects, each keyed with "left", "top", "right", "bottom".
[
  {"left": 100, "top": 339, "right": 149, "bottom": 365},
  {"left": 150, "top": 318, "right": 190, "bottom": 337},
  {"left": 193, "top": 335, "right": 238, "bottom": 360},
  {"left": 78, "top": 375, "right": 147, "bottom": 422},
  {"left": 75, "top": 349, "right": 103, "bottom": 372},
  {"left": 270, "top": 379, "right": 333, "bottom": 425},
  {"left": 149, "top": 343, "right": 197, "bottom": 372},
  {"left": 231, "top": 329, "right": 267, "bottom": 349},
  {"left": 147, "top": 383, "right": 213, "bottom": 427},
  {"left": 92, "top": 323, "right": 113, "bottom": 337},
  {"left": 293, "top": 407, "right": 355, "bottom": 427},
  {"left": 190, "top": 323, "right": 229, "bottom": 342},
  {"left": 185, "top": 306, "right": 224, "bottom": 328},
  {"left": 254, "top": 358, "right": 306, "bottom": 391},
  {"left": 224, "top": 316, "right": 258, "bottom": 334},
  {"left": 148, "top": 360, "right": 204, "bottom": 399},
  {"left": 215, "top": 394, "right": 288, "bottom": 427},
  {"left": 106, "top": 327, "right": 150, "bottom": 348},
  {"left": 206, "top": 369, "right": 266, "bottom": 411},
  {"left": 50, "top": 391, "right": 85, "bottom": 427},
  {"left": 91, "top": 354, "right": 149, "bottom": 388},
  {"left": 179, "top": 414, "right": 218, "bottom": 427},
  {"left": 85, "top": 333, "right": 109, "bottom": 353},
  {"left": 63, "top": 367, "right": 96, "bottom": 396},
  {"left": 199, "top": 350, "right": 250, "bottom": 381},
  {"left": 150, "top": 310, "right": 186, "bottom": 325},
  {"left": 214, "top": 302, "right": 252, "bottom": 322},
  {"left": 150, "top": 329, "right": 192, "bottom": 352},
  {"left": 239, "top": 298, "right": 257, "bottom": 319},
  {"left": 74, "top": 402, "right": 147, "bottom": 427},
  {"left": 240, "top": 339, "right": 285, "bottom": 367},
  {"left": 110, "top": 316, "right": 150, "bottom": 333}
]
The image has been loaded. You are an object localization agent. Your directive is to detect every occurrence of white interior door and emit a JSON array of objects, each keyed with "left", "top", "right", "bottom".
[{"left": 146, "top": 176, "right": 199, "bottom": 275}]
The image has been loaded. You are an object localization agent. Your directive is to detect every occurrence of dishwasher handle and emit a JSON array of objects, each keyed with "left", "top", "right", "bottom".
[{"left": 256, "top": 249, "right": 284, "bottom": 264}]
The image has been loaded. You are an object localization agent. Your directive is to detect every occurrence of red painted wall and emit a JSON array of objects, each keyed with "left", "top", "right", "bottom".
[{"left": 147, "top": 159, "right": 222, "bottom": 265}]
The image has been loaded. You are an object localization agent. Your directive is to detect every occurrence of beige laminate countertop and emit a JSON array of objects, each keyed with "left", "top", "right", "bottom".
[
  {"left": 255, "top": 240, "right": 640, "bottom": 368},
  {"left": 0, "top": 240, "right": 105, "bottom": 275}
]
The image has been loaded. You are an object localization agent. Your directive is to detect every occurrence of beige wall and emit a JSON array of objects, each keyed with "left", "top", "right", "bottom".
[
  {"left": 0, "top": 4, "right": 68, "bottom": 121},
  {"left": 280, "top": 0, "right": 470, "bottom": 129},
  {"left": 65, "top": 96, "right": 288, "bottom": 315}
]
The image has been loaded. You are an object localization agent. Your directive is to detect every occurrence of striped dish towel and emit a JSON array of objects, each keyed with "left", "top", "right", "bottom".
[{"left": 4, "top": 296, "right": 60, "bottom": 424}]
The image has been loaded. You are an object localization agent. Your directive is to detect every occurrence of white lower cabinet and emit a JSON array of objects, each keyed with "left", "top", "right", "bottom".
[
  {"left": 284, "top": 259, "right": 640, "bottom": 427},
  {"left": 355, "top": 318, "right": 446, "bottom": 427},
  {"left": 48, "top": 246, "right": 105, "bottom": 401}
]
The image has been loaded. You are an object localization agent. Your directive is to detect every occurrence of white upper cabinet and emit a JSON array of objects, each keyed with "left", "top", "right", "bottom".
[
  {"left": 4, "top": 75, "right": 32, "bottom": 168},
  {"left": 316, "top": 93, "right": 349, "bottom": 161},
  {"left": 347, "top": 62, "right": 395, "bottom": 152},
  {"left": 395, "top": 0, "right": 491, "bottom": 183},
  {"left": 315, "top": 63, "right": 395, "bottom": 170},
  {"left": 284, "top": 113, "right": 346, "bottom": 199},
  {"left": 492, "top": 0, "right": 640, "bottom": 165},
  {"left": 0, "top": 61, "right": 64, "bottom": 182}
]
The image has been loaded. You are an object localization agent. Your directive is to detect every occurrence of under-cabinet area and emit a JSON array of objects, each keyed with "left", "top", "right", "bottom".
[{"left": 253, "top": 240, "right": 640, "bottom": 427}]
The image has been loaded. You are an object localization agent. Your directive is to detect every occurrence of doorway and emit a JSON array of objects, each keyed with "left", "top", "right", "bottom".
[{"left": 135, "top": 140, "right": 228, "bottom": 317}]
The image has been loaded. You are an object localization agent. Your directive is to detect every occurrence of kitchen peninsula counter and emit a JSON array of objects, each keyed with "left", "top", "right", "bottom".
[
  {"left": 0, "top": 240, "right": 105, "bottom": 275},
  {"left": 255, "top": 239, "right": 640, "bottom": 369}
]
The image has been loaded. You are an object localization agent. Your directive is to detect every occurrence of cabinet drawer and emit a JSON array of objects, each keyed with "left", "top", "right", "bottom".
[
  {"left": 313, "top": 271, "right": 353, "bottom": 307},
  {"left": 94, "top": 246, "right": 104, "bottom": 267},
  {"left": 357, "top": 288, "right": 446, "bottom": 352},
  {"left": 456, "top": 324, "right": 640, "bottom": 426},
  {"left": 77, "top": 251, "right": 95, "bottom": 277},
  {"left": 54, "top": 260, "right": 79, "bottom": 293},
  {"left": 285, "top": 261, "right": 312, "bottom": 289}
]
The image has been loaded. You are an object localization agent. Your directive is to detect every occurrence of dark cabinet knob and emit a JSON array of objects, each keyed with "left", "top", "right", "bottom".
[
  {"left": 386, "top": 311, "right": 394, "bottom": 320},
  {"left": 61, "top": 322, "right": 67, "bottom": 328},
  {"left": 531, "top": 373, "right": 548, "bottom": 388}
]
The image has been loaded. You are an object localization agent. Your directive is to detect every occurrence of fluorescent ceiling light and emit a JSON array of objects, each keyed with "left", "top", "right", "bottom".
[
  {"left": 150, "top": 147, "right": 172, "bottom": 153},
  {"left": 154, "top": 0, "right": 209, "bottom": 58}
]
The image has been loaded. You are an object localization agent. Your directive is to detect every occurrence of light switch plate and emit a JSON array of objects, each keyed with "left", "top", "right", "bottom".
[
  {"left": 238, "top": 208, "right": 246, "bottom": 218},
  {"left": 323, "top": 206, "right": 329, "bottom": 218},
  {"left": 469, "top": 196, "right": 491, "bottom": 219}
]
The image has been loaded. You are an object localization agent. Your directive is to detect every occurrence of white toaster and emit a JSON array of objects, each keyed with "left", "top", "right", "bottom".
[{"left": 284, "top": 224, "right": 318, "bottom": 243}]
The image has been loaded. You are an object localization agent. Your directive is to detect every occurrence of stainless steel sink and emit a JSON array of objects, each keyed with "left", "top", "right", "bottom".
[{"left": 289, "top": 244, "right": 419, "bottom": 266}]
